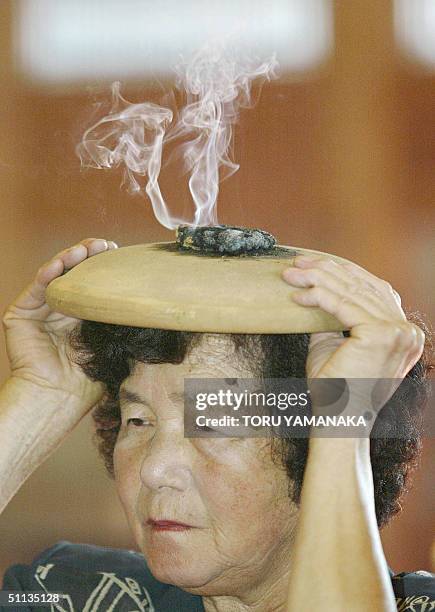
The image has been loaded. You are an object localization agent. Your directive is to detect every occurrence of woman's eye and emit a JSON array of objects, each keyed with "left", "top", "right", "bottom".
[{"left": 126, "top": 417, "right": 148, "bottom": 427}]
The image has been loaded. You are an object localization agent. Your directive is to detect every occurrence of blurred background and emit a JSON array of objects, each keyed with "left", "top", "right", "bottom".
[{"left": 0, "top": 0, "right": 434, "bottom": 578}]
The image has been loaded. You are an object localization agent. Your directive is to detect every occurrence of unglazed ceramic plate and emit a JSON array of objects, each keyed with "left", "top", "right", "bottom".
[{"left": 46, "top": 242, "right": 351, "bottom": 333}]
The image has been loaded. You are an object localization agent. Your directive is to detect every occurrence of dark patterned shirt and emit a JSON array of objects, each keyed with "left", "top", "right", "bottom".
[{"left": 2, "top": 541, "right": 434, "bottom": 611}]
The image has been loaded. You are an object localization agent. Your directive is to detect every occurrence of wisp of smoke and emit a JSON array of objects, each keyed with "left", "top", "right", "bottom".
[{"left": 76, "top": 44, "right": 278, "bottom": 229}]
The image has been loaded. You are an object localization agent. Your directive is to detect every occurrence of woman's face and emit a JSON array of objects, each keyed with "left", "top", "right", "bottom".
[{"left": 114, "top": 334, "right": 297, "bottom": 598}]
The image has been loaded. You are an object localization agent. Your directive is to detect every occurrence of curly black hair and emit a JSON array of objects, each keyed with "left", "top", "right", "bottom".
[{"left": 69, "top": 313, "right": 433, "bottom": 528}]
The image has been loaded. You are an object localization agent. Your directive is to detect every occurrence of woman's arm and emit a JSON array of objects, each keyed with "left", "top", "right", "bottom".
[
  {"left": 287, "top": 437, "right": 395, "bottom": 611},
  {"left": 282, "top": 254, "right": 425, "bottom": 611},
  {"left": 0, "top": 239, "right": 115, "bottom": 514},
  {"left": 0, "top": 377, "right": 92, "bottom": 513}
]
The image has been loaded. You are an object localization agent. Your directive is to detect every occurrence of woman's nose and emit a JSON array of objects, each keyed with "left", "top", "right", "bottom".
[{"left": 139, "top": 430, "right": 192, "bottom": 492}]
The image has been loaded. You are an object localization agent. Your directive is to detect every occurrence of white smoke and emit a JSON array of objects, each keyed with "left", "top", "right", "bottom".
[{"left": 77, "top": 44, "right": 278, "bottom": 229}]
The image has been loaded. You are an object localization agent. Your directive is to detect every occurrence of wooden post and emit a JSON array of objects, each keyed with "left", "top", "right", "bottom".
[{"left": 321, "top": 0, "right": 405, "bottom": 277}]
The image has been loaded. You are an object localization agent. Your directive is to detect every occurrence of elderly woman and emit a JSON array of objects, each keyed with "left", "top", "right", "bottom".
[{"left": 0, "top": 238, "right": 433, "bottom": 612}]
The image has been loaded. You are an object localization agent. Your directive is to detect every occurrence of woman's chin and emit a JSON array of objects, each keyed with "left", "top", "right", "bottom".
[
  {"left": 144, "top": 547, "right": 220, "bottom": 591},
  {"left": 142, "top": 538, "right": 222, "bottom": 590},
  {"left": 140, "top": 530, "right": 201, "bottom": 581}
]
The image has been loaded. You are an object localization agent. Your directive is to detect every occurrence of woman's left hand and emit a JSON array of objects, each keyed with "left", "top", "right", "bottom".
[
  {"left": 282, "top": 254, "right": 425, "bottom": 416},
  {"left": 282, "top": 254, "right": 412, "bottom": 611}
]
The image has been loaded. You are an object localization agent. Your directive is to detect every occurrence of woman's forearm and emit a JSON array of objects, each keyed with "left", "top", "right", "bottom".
[
  {"left": 0, "top": 376, "right": 86, "bottom": 514},
  {"left": 286, "top": 436, "right": 396, "bottom": 612}
]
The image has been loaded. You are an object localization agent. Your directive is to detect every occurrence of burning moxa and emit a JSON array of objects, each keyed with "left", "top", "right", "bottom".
[{"left": 176, "top": 225, "right": 276, "bottom": 255}]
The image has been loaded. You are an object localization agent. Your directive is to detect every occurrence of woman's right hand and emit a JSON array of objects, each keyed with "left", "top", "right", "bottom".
[{"left": 2, "top": 238, "right": 117, "bottom": 413}]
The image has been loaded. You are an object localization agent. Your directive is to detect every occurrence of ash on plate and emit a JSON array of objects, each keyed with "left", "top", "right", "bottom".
[{"left": 176, "top": 225, "right": 276, "bottom": 255}]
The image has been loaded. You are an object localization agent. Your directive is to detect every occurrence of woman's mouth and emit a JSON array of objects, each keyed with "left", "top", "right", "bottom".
[{"left": 147, "top": 518, "right": 194, "bottom": 531}]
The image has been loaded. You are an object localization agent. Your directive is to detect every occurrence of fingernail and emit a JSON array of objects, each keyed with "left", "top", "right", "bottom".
[
  {"left": 92, "top": 239, "right": 108, "bottom": 249},
  {"left": 108, "top": 241, "right": 118, "bottom": 249}
]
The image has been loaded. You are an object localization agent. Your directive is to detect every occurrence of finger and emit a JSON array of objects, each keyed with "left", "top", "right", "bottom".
[
  {"left": 54, "top": 238, "right": 97, "bottom": 258},
  {"left": 53, "top": 238, "right": 109, "bottom": 261},
  {"left": 50, "top": 237, "right": 113, "bottom": 270},
  {"left": 283, "top": 266, "right": 350, "bottom": 291},
  {"left": 84, "top": 238, "right": 109, "bottom": 257},
  {"left": 60, "top": 238, "right": 108, "bottom": 267},
  {"left": 341, "top": 263, "right": 403, "bottom": 309},
  {"left": 59, "top": 244, "right": 89, "bottom": 269},
  {"left": 305, "top": 332, "right": 346, "bottom": 379},
  {"left": 290, "top": 285, "right": 375, "bottom": 328},
  {"left": 309, "top": 331, "right": 345, "bottom": 348},
  {"left": 293, "top": 255, "right": 400, "bottom": 302},
  {"left": 13, "top": 239, "right": 113, "bottom": 311},
  {"left": 283, "top": 266, "right": 389, "bottom": 320},
  {"left": 287, "top": 256, "right": 405, "bottom": 319},
  {"left": 23, "top": 259, "right": 66, "bottom": 308},
  {"left": 292, "top": 255, "right": 381, "bottom": 288}
]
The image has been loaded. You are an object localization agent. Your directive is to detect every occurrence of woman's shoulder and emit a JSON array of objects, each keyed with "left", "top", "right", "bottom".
[{"left": 2, "top": 540, "right": 205, "bottom": 611}]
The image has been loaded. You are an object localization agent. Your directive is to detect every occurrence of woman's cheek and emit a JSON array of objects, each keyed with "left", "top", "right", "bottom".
[
  {"left": 193, "top": 440, "right": 271, "bottom": 519},
  {"left": 113, "top": 448, "right": 146, "bottom": 551},
  {"left": 196, "top": 455, "right": 291, "bottom": 563},
  {"left": 114, "top": 440, "right": 142, "bottom": 510}
]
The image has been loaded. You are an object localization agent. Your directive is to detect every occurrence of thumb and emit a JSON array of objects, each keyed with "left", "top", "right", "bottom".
[
  {"left": 15, "top": 259, "right": 65, "bottom": 311},
  {"left": 309, "top": 331, "right": 345, "bottom": 349},
  {"left": 307, "top": 332, "right": 346, "bottom": 378}
]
